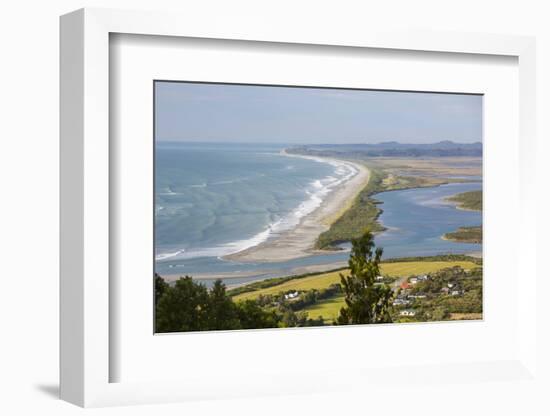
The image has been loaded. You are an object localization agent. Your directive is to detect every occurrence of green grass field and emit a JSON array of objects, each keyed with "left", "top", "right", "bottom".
[
  {"left": 232, "top": 260, "right": 479, "bottom": 302},
  {"left": 302, "top": 295, "right": 345, "bottom": 324}
]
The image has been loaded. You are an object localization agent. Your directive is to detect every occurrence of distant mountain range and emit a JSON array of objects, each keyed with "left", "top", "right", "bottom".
[{"left": 287, "top": 141, "right": 482, "bottom": 158}]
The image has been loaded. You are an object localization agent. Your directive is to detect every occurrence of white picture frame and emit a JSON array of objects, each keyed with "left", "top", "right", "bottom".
[{"left": 60, "top": 7, "right": 539, "bottom": 408}]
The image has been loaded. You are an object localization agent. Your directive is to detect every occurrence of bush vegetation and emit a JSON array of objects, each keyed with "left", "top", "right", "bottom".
[
  {"left": 382, "top": 253, "right": 481, "bottom": 265},
  {"left": 447, "top": 190, "right": 482, "bottom": 211},
  {"left": 444, "top": 226, "right": 482, "bottom": 244}
]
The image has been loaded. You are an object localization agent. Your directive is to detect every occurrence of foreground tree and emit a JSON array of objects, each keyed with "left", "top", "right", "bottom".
[
  {"left": 155, "top": 273, "right": 169, "bottom": 306},
  {"left": 236, "top": 299, "right": 280, "bottom": 329},
  {"left": 207, "top": 280, "right": 241, "bottom": 330},
  {"left": 337, "top": 230, "right": 393, "bottom": 325},
  {"left": 155, "top": 276, "right": 210, "bottom": 332},
  {"left": 155, "top": 276, "right": 283, "bottom": 332}
]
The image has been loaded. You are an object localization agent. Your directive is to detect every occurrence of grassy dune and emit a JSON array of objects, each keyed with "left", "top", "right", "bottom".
[
  {"left": 315, "top": 169, "right": 386, "bottom": 249},
  {"left": 447, "top": 190, "right": 482, "bottom": 211},
  {"left": 444, "top": 226, "right": 482, "bottom": 244},
  {"left": 232, "top": 260, "right": 479, "bottom": 302}
]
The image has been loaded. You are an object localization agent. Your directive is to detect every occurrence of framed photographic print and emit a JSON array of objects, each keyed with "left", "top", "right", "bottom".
[
  {"left": 153, "top": 81, "right": 484, "bottom": 333},
  {"left": 60, "top": 8, "right": 541, "bottom": 409}
]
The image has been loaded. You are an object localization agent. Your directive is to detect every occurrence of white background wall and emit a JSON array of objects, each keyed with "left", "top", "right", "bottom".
[{"left": 0, "top": 0, "right": 548, "bottom": 414}]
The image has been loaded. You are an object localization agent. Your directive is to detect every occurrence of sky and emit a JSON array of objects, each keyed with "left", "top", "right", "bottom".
[{"left": 155, "top": 81, "right": 482, "bottom": 144}]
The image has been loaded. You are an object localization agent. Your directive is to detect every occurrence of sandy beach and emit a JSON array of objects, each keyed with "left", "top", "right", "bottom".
[
  {"left": 161, "top": 269, "right": 278, "bottom": 282},
  {"left": 223, "top": 153, "right": 369, "bottom": 263}
]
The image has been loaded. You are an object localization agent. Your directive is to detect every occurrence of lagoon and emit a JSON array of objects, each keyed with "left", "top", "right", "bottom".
[{"left": 374, "top": 181, "right": 482, "bottom": 258}]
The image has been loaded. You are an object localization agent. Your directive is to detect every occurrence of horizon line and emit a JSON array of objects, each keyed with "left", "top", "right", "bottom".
[{"left": 155, "top": 139, "right": 483, "bottom": 145}]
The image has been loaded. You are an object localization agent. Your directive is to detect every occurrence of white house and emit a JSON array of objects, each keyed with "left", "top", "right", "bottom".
[
  {"left": 284, "top": 291, "right": 299, "bottom": 300},
  {"left": 393, "top": 298, "right": 411, "bottom": 306},
  {"left": 409, "top": 293, "right": 427, "bottom": 299},
  {"left": 400, "top": 309, "right": 416, "bottom": 317}
]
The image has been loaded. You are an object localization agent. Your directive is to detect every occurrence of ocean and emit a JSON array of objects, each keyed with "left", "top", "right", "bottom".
[{"left": 155, "top": 142, "right": 482, "bottom": 285}]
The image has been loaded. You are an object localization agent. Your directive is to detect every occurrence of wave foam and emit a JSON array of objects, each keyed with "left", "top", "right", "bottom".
[
  {"left": 156, "top": 227, "right": 273, "bottom": 262},
  {"left": 160, "top": 187, "right": 178, "bottom": 196},
  {"left": 260, "top": 153, "right": 359, "bottom": 238},
  {"left": 155, "top": 249, "right": 185, "bottom": 261}
]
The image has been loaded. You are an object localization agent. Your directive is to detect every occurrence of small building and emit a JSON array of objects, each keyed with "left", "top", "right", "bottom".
[
  {"left": 417, "top": 275, "right": 429, "bottom": 281},
  {"left": 284, "top": 291, "right": 299, "bottom": 300},
  {"left": 400, "top": 281, "right": 411, "bottom": 290},
  {"left": 441, "top": 287, "right": 450, "bottom": 294},
  {"left": 410, "top": 277, "right": 419, "bottom": 285},
  {"left": 375, "top": 275, "right": 384, "bottom": 281},
  {"left": 409, "top": 292, "right": 427, "bottom": 299},
  {"left": 400, "top": 309, "right": 416, "bottom": 317}
]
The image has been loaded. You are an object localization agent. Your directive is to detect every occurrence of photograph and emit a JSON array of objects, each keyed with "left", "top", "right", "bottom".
[{"left": 154, "top": 81, "right": 483, "bottom": 333}]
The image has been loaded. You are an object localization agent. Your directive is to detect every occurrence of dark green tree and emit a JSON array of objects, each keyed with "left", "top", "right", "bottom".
[
  {"left": 155, "top": 276, "right": 210, "bottom": 332},
  {"left": 154, "top": 273, "right": 169, "bottom": 306},
  {"left": 236, "top": 299, "right": 280, "bottom": 329},
  {"left": 336, "top": 230, "right": 393, "bottom": 325},
  {"left": 281, "top": 309, "right": 299, "bottom": 328},
  {"left": 155, "top": 275, "right": 285, "bottom": 332},
  {"left": 207, "top": 280, "right": 241, "bottom": 330}
]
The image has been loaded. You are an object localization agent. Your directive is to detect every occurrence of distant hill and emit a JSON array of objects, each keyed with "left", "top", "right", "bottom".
[{"left": 287, "top": 141, "right": 482, "bottom": 158}]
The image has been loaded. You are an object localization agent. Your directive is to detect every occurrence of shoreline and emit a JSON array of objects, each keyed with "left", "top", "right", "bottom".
[
  {"left": 162, "top": 260, "right": 350, "bottom": 288},
  {"left": 161, "top": 269, "right": 277, "bottom": 283},
  {"left": 222, "top": 152, "right": 370, "bottom": 263}
]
